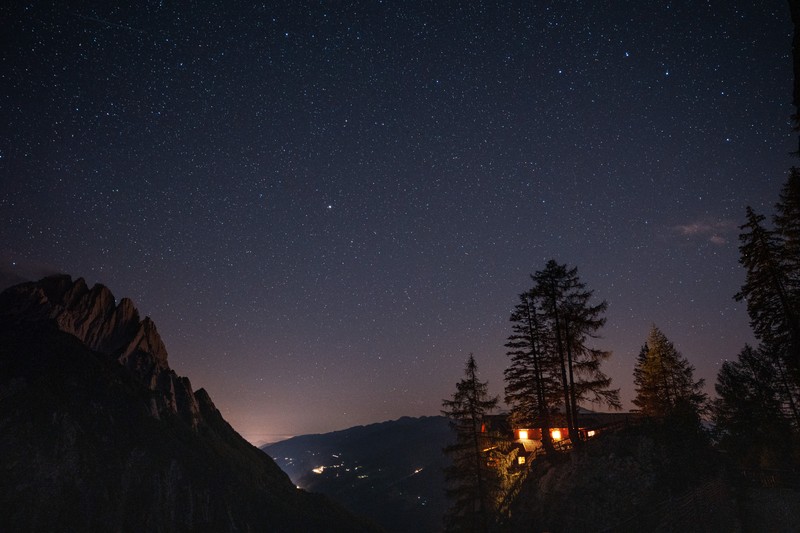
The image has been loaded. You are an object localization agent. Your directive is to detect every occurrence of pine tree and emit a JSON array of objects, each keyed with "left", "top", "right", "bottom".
[
  {"left": 504, "top": 261, "right": 619, "bottom": 449},
  {"left": 713, "top": 344, "right": 798, "bottom": 467},
  {"left": 556, "top": 264, "right": 621, "bottom": 423},
  {"left": 532, "top": 262, "right": 577, "bottom": 440},
  {"left": 442, "top": 354, "right": 500, "bottom": 533},
  {"left": 632, "top": 326, "right": 707, "bottom": 419},
  {"left": 504, "top": 288, "right": 559, "bottom": 454},
  {"left": 775, "top": 168, "right": 800, "bottom": 281},
  {"left": 737, "top": 206, "right": 800, "bottom": 372},
  {"left": 722, "top": 172, "right": 800, "bottom": 469},
  {"left": 774, "top": 169, "right": 800, "bottom": 371},
  {"left": 533, "top": 261, "right": 620, "bottom": 440}
]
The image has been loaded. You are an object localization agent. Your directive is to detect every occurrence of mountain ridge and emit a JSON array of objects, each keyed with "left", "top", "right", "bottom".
[
  {"left": 0, "top": 274, "right": 375, "bottom": 532},
  {"left": 0, "top": 274, "right": 198, "bottom": 421},
  {"left": 264, "top": 415, "right": 453, "bottom": 533}
]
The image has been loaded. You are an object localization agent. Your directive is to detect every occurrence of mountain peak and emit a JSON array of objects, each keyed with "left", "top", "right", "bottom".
[
  {"left": 0, "top": 275, "right": 190, "bottom": 421},
  {"left": 0, "top": 274, "right": 162, "bottom": 358},
  {"left": 0, "top": 275, "right": 374, "bottom": 531}
]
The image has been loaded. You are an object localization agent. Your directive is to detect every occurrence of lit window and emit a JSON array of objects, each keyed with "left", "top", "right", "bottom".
[
  {"left": 518, "top": 456, "right": 526, "bottom": 465},
  {"left": 518, "top": 430, "right": 529, "bottom": 440},
  {"left": 551, "top": 429, "right": 562, "bottom": 441},
  {"left": 587, "top": 430, "right": 596, "bottom": 438}
]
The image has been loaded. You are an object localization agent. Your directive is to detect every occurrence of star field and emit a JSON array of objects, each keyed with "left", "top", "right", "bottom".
[{"left": 1, "top": 1, "right": 794, "bottom": 444}]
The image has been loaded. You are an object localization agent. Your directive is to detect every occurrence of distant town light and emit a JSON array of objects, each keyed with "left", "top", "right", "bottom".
[
  {"left": 551, "top": 429, "right": 562, "bottom": 441},
  {"left": 587, "top": 430, "right": 596, "bottom": 438},
  {"left": 312, "top": 466, "right": 325, "bottom": 474}
]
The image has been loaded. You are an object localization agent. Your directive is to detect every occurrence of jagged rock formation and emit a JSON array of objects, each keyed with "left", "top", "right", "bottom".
[
  {"left": 0, "top": 275, "right": 376, "bottom": 532},
  {"left": 0, "top": 275, "right": 199, "bottom": 424}
]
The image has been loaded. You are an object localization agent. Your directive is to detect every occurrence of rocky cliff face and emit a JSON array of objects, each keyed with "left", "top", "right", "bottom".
[
  {"left": 0, "top": 275, "right": 200, "bottom": 425},
  {"left": 0, "top": 275, "right": 375, "bottom": 532}
]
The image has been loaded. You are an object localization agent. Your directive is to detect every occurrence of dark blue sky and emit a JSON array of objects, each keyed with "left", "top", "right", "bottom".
[{"left": 1, "top": 1, "right": 794, "bottom": 444}]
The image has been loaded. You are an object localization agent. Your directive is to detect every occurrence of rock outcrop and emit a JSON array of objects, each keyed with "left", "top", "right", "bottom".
[
  {"left": 0, "top": 275, "right": 375, "bottom": 532},
  {"left": 0, "top": 275, "right": 200, "bottom": 424}
]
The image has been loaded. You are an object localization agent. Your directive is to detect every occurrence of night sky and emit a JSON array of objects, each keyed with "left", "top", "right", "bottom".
[{"left": 2, "top": 1, "right": 794, "bottom": 445}]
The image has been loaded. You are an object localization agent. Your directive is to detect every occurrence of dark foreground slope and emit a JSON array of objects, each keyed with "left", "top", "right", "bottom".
[
  {"left": 0, "top": 275, "right": 374, "bottom": 532},
  {"left": 264, "top": 416, "right": 453, "bottom": 533},
  {"left": 505, "top": 421, "right": 800, "bottom": 532}
]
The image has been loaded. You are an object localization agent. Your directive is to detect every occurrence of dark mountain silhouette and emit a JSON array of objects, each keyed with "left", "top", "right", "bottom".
[
  {"left": 0, "top": 269, "right": 29, "bottom": 294},
  {"left": 263, "top": 416, "right": 454, "bottom": 533},
  {"left": 0, "top": 275, "right": 375, "bottom": 532}
]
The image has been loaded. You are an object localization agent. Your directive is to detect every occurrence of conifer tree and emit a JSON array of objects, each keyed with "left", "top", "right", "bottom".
[
  {"left": 774, "top": 169, "right": 800, "bottom": 371},
  {"left": 532, "top": 262, "right": 577, "bottom": 439},
  {"left": 504, "top": 288, "right": 559, "bottom": 454},
  {"left": 442, "top": 354, "right": 500, "bottom": 533},
  {"left": 713, "top": 344, "right": 798, "bottom": 466},
  {"left": 720, "top": 172, "right": 800, "bottom": 469},
  {"left": 775, "top": 168, "right": 800, "bottom": 281},
  {"left": 533, "top": 261, "right": 620, "bottom": 439},
  {"left": 736, "top": 206, "right": 800, "bottom": 372},
  {"left": 632, "top": 326, "right": 707, "bottom": 419},
  {"left": 504, "top": 261, "right": 619, "bottom": 448}
]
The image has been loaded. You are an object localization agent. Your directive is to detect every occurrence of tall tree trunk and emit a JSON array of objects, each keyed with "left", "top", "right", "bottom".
[
  {"left": 551, "top": 290, "right": 572, "bottom": 443},
  {"left": 564, "top": 317, "right": 580, "bottom": 445},
  {"left": 469, "top": 375, "right": 487, "bottom": 532},
  {"left": 524, "top": 296, "right": 554, "bottom": 454}
]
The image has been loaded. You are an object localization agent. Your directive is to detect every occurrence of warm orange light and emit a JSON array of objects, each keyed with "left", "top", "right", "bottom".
[
  {"left": 518, "top": 430, "right": 529, "bottom": 440},
  {"left": 587, "top": 430, "right": 596, "bottom": 438},
  {"left": 551, "top": 429, "right": 562, "bottom": 441},
  {"left": 518, "top": 456, "right": 526, "bottom": 465}
]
